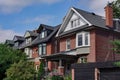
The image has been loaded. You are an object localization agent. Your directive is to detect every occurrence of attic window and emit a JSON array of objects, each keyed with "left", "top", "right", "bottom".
[{"left": 71, "top": 18, "right": 80, "bottom": 28}]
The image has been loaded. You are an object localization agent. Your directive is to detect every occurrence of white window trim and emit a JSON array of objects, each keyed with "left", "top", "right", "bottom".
[
  {"left": 66, "top": 39, "right": 70, "bottom": 51},
  {"left": 76, "top": 32, "right": 90, "bottom": 48}
]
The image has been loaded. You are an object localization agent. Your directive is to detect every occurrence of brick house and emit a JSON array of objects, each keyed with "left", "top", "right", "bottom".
[
  {"left": 4, "top": 3, "right": 120, "bottom": 76},
  {"left": 43, "top": 4, "right": 120, "bottom": 75},
  {"left": 27, "top": 24, "right": 60, "bottom": 70}
]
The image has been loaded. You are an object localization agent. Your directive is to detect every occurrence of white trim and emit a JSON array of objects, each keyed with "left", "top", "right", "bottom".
[
  {"left": 76, "top": 32, "right": 90, "bottom": 48},
  {"left": 71, "top": 8, "right": 92, "bottom": 26},
  {"left": 56, "top": 7, "right": 92, "bottom": 37},
  {"left": 56, "top": 7, "right": 72, "bottom": 37}
]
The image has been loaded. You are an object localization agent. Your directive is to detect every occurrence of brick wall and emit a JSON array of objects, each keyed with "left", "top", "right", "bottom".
[
  {"left": 47, "top": 42, "right": 52, "bottom": 55},
  {"left": 90, "top": 28, "right": 120, "bottom": 62},
  {"left": 60, "top": 35, "right": 76, "bottom": 52},
  {"left": 32, "top": 46, "right": 39, "bottom": 58},
  {"left": 87, "top": 29, "right": 96, "bottom": 62}
]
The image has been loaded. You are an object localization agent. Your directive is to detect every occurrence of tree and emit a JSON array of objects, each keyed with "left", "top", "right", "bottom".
[
  {"left": 4, "top": 60, "right": 35, "bottom": 80},
  {"left": 111, "top": 0, "right": 120, "bottom": 18},
  {"left": 37, "top": 61, "right": 45, "bottom": 80},
  {"left": 112, "top": 40, "right": 120, "bottom": 54},
  {"left": 0, "top": 44, "right": 26, "bottom": 79}
]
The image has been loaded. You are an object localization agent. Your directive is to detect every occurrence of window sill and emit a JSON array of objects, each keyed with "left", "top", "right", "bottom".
[{"left": 76, "top": 45, "right": 90, "bottom": 48}]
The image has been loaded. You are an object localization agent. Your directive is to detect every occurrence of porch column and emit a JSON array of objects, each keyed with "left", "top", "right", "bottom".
[
  {"left": 58, "top": 59, "right": 64, "bottom": 75},
  {"left": 72, "top": 69, "right": 75, "bottom": 80}
]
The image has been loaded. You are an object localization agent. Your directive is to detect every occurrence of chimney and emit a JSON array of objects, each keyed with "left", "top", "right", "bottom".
[{"left": 104, "top": 3, "right": 113, "bottom": 27}]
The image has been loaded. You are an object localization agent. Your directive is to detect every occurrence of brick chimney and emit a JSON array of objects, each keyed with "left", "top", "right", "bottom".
[{"left": 104, "top": 3, "right": 113, "bottom": 27}]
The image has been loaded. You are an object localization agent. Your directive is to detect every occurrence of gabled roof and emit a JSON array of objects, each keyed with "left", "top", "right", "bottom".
[
  {"left": 24, "top": 30, "right": 38, "bottom": 38},
  {"left": 57, "top": 7, "right": 120, "bottom": 37},
  {"left": 73, "top": 7, "right": 106, "bottom": 29},
  {"left": 37, "top": 24, "right": 54, "bottom": 33},
  {"left": 5, "top": 40, "right": 14, "bottom": 45},
  {"left": 31, "top": 24, "right": 61, "bottom": 46},
  {"left": 13, "top": 35, "right": 25, "bottom": 42}
]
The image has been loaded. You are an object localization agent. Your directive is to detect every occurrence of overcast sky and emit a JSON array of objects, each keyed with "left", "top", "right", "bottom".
[{"left": 0, "top": 0, "right": 116, "bottom": 43}]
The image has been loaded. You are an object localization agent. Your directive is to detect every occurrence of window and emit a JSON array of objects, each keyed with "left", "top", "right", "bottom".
[
  {"left": 40, "top": 31, "right": 46, "bottom": 38},
  {"left": 80, "top": 57, "right": 87, "bottom": 63},
  {"left": 14, "top": 42, "right": 18, "bottom": 47},
  {"left": 71, "top": 18, "right": 80, "bottom": 28},
  {"left": 66, "top": 39, "right": 70, "bottom": 50},
  {"left": 39, "top": 43, "right": 46, "bottom": 55},
  {"left": 35, "top": 65, "right": 39, "bottom": 71},
  {"left": 26, "top": 38, "right": 31, "bottom": 44},
  {"left": 76, "top": 32, "right": 90, "bottom": 47},
  {"left": 41, "top": 31, "right": 45, "bottom": 38}
]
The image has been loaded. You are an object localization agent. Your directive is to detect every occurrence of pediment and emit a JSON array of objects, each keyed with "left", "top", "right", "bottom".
[
  {"left": 64, "top": 12, "right": 87, "bottom": 32},
  {"left": 56, "top": 7, "right": 91, "bottom": 37}
]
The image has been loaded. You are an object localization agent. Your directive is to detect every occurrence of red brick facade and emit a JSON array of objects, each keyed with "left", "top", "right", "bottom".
[
  {"left": 60, "top": 35, "right": 76, "bottom": 52},
  {"left": 32, "top": 46, "right": 39, "bottom": 58}
]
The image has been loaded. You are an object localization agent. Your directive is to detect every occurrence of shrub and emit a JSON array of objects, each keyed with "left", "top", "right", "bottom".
[
  {"left": 64, "top": 74, "right": 72, "bottom": 80},
  {"left": 51, "top": 75, "right": 64, "bottom": 80}
]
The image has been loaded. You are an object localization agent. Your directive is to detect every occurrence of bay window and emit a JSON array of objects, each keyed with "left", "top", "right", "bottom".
[{"left": 76, "top": 32, "right": 90, "bottom": 47}]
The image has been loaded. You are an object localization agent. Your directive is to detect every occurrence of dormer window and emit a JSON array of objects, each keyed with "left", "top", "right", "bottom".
[
  {"left": 71, "top": 18, "right": 80, "bottom": 28},
  {"left": 40, "top": 31, "right": 46, "bottom": 38},
  {"left": 41, "top": 31, "right": 45, "bottom": 38}
]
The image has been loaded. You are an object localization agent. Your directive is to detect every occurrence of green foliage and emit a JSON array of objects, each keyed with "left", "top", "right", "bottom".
[
  {"left": 4, "top": 60, "right": 35, "bottom": 80},
  {"left": 51, "top": 75, "right": 64, "bottom": 80},
  {"left": 111, "top": 0, "right": 120, "bottom": 18},
  {"left": 0, "top": 44, "right": 26, "bottom": 79},
  {"left": 111, "top": 40, "right": 120, "bottom": 54},
  {"left": 64, "top": 74, "right": 72, "bottom": 80},
  {"left": 114, "top": 61, "right": 120, "bottom": 67},
  {"left": 37, "top": 61, "right": 45, "bottom": 80}
]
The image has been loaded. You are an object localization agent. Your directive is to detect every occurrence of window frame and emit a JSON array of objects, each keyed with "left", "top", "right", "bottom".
[
  {"left": 71, "top": 18, "right": 80, "bottom": 28},
  {"left": 38, "top": 43, "right": 46, "bottom": 55},
  {"left": 80, "top": 57, "right": 87, "bottom": 63},
  {"left": 66, "top": 39, "right": 71, "bottom": 51},
  {"left": 76, "top": 32, "right": 90, "bottom": 47}
]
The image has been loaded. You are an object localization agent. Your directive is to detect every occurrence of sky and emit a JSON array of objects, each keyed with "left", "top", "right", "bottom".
[{"left": 0, "top": 0, "right": 116, "bottom": 43}]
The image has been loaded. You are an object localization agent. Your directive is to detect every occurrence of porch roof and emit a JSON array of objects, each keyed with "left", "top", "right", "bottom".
[{"left": 41, "top": 49, "right": 78, "bottom": 61}]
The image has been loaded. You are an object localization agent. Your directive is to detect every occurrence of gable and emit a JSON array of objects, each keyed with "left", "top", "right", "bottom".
[
  {"left": 64, "top": 12, "right": 87, "bottom": 32},
  {"left": 56, "top": 7, "right": 91, "bottom": 37},
  {"left": 24, "top": 32, "right": 30, "bottom": 38},
  {"left": 13, "top": 36, "right": 17, "bottom": 42}
]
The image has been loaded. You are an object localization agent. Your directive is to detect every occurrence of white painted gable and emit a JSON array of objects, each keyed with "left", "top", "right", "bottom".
[
  {"left": 24, "top": 32, "right": 30, "bottom": 38},
  {"left": 64, "top": 12, "right": 87, "bottom": 32},
  {"left": 56, "top": 7, "right": 91, "bottom": 37}
]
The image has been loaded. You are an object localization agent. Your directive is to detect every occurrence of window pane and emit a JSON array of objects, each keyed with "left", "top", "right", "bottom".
[
  {"left": 39, "top": 45, "right": 42, "bottom": 55},
  {"left": 43, "top": 44, "right": 46, "bottom": 55},
  {"left": 85, "top": 33, "right": 89, "bottom": 45},
  {"left": 78, "top": 34, "right": 82, "bottom": 46},
  {"left": 66, "top": 39, "right": 70, "bottom": 50},
  {"left": 41, "top": 31, "right": 45, "bottom": 38}
]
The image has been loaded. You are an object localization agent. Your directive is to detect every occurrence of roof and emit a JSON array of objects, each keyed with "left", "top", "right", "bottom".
[
  {"left": 31, "top": 24, "right": 61, "bottom": 45},
  {"left": 37, "top": 24, "right": 55, "bottom": 32},
  {"left": 13, "top": 35, "right": 25, "bottom": 41},
  {"left": 27, "top": 30, "right": 39, "bottom": 37},
  {"left": 57, "top": 7, "right": 120, "bottom": 37},
  {"left": 5, "top": 40, "right": 14, "bottom": 45},
  {"left": 73, "top": 7, "right": 107, "bottom": 29},
  {"left": 41, "top": 49, "right": 77, "bottom": 61}
]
